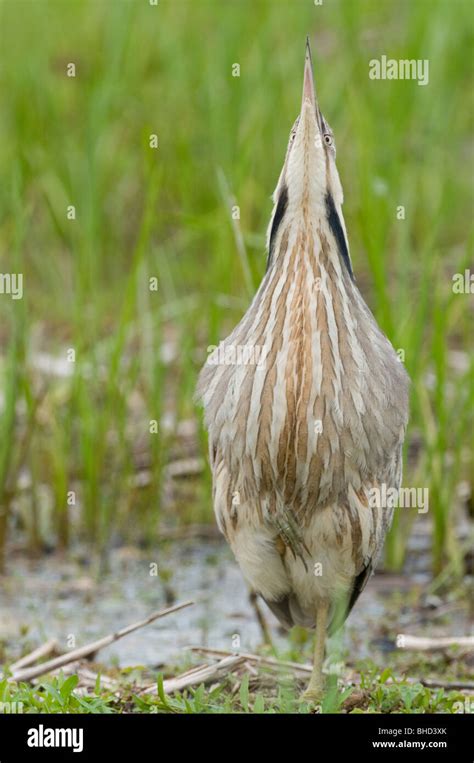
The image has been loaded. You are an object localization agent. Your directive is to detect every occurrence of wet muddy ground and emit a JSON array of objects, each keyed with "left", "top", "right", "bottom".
[{"left": 1, "top": 525, "right": 470, "bottom": 671}]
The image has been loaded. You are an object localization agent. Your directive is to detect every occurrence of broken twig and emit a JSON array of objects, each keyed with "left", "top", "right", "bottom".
[
  {"left": 188, "top": 645, "right": 312, "bottom": 675},
  {"left": 9, "top": 600, "right": 194, "bottom": 683},
  {"left": 138, "top": 654, "right": 246, "bottom": 696},
  {"left": 396, "top": 634, "right": 474, "bottom": 652},
  {"left": 9, "top": 639, "right": 60, "bottom": 673}
]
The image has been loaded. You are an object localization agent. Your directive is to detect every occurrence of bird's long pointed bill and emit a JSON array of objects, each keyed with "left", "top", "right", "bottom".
[{"left": 302, "top": 39, "right": 316, "bottom": 110}]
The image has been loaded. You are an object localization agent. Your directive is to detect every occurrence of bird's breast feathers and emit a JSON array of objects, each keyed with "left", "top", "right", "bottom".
[{"left": 197, "top": 224, "right": 409, "bottom": 515}]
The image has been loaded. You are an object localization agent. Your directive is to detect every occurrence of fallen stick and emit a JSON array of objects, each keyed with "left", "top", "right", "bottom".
[
  {"left": 188, "top": 645, "right": 312, "bottom": 674},
  {"left": 163, "top": 655, "right": 245, "bottom": 694},
  {"left": 9, "top": 600, "right": 194, "bottom": 683},
  {"left": 151, "top": 655, "right": 245, "bottom": 695},
  {"left": 243, "top": 660, "right": 259, "bottom": 677},
  {"left": 420, "top": 678, "right": 474, "bottom": 691},
  {"left": 59, "top": 664, "right": 118, "bottom": 691},
  {"left": 396, "top": 634, "right": 474, "bottom": 651},
  {"left": 9, "top": 639, "right": 60, "bottom": 673}
]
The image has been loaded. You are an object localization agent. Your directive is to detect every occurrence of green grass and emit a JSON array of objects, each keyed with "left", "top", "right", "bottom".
[
  {"left": 1, "top": 657, "right": 470, "bottom": 715},
  {"left": 0, "top": 0, "right": 472, "bottom": 574}
]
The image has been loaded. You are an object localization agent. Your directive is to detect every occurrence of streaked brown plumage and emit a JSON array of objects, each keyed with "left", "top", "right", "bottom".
[{"left": 196, "top": 40, "right": 409, "bottom": 701}]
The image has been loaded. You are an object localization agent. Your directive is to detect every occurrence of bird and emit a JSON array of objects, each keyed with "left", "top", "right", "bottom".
[{"left": 196, "top": 39, "right": 409, "bottom": 703}]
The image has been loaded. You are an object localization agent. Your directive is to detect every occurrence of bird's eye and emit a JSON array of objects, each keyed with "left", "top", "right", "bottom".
[{"left": 324, "top": 134, "right": 333, "bottom": 147}]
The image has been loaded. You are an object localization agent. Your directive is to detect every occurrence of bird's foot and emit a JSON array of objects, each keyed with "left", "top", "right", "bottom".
[{"left": 300, "top": 683, "right": 324, "bottom": 706}]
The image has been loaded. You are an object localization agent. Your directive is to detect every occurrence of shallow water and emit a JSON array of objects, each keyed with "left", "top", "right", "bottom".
[{"left": 0, "top": 536, "right": 463, "bottom": 669}]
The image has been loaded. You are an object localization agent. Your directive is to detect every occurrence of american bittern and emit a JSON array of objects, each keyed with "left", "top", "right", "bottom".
[{"left": 196, "top": 40, "right": 409, "bottom": 702}]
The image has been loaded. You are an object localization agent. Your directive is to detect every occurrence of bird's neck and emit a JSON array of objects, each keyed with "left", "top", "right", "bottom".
[{"left": 265, "top": 207, "right": 355, "bottom": 298}]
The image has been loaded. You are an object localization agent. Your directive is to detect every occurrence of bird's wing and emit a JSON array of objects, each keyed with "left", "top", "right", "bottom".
[
  {"left": 329, "top": 446, "right": 404, "bottom": 634},
  {"left": 208, "top": 444, "right": 232, "bottom": 543},
  {"left": 262, "top": 596, "right": 294, "bottom": 630},
  {"left": 328, "top": 560, "right": 373, "bottom": 635}
]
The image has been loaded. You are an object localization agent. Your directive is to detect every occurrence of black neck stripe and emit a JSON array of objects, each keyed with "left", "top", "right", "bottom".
[
  {"left": 266, "top": 185, "right": 288, "bottom": 271},
  {"left": 325, "top": 191, "right": 354, "bottom": 280}
]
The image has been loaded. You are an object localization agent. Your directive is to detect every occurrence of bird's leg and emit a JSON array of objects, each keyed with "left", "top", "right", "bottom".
[
  {"left": 301, "top": 599, "right": 329, "bottom": 704},
  {"left": 248, "top": 588, "right": 274, "bottom": 648}
]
